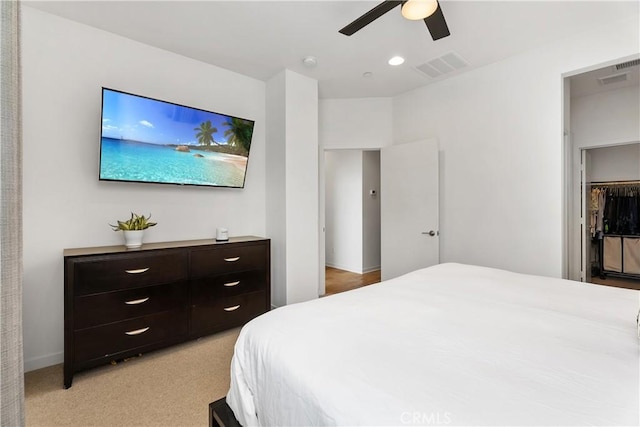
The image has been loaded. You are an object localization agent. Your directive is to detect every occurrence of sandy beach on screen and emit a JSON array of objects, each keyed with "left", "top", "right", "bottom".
[{"left": 208, "top": 152, "right": 248, "bottom": 171}]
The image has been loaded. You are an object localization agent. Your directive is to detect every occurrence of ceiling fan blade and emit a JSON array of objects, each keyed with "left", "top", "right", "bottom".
[
  {"left": 423, "top": 2, "right": 450, "bottom": 40},
  {"left": 339, "top": 0, "right": 403, "bottom": 36}
]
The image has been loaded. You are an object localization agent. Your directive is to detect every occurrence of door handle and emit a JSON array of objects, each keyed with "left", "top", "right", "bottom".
[{"left": 421, "top": 230, "right": 438, "bottom": 236}]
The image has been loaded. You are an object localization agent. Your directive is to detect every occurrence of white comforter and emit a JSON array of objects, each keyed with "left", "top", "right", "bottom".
[{"left": 226, "top": 263, "right": 639, "bottom": 426}]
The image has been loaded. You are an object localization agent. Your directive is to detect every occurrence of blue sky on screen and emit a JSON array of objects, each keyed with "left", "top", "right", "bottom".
[{"left": 101, "top": 89, "right": 232, "bottom": 145}]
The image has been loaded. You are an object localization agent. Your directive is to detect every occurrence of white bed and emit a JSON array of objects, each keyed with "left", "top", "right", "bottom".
[{"left": 226, "top": 263, "right": 639, "bottom": 426}]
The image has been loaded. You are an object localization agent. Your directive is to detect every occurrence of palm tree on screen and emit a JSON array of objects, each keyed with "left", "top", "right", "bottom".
[
  {"left": 223, "top": 118, "right": 253, "bottom": 155},
  {"left": 194, "top": 120, "right": 218, "bottom": 146}
]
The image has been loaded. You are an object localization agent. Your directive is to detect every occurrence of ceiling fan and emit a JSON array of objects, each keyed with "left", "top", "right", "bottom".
[{"left": 339, "top": 0, "right": 450, "bottom": 41}]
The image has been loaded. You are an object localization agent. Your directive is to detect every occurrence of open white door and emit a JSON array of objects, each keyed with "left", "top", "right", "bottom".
[{"left": 381, "top": 139, "right": 439, "bottom": 280}]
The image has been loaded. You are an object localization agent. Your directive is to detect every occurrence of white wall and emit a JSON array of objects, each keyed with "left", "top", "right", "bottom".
[
  {"left": 265, "top": 72, "right": 287, "bottom": 306},
  {"left": 22, "top": 7, "right": 267, "bottom": 371},
  {"left": 325, "top": 151, "right": 363, "bottom": 272},
  {"left": 362, "top": 151, "right": 381, "bottom": 272},
  {"left": 392, "top": 16, "right": 639, "bottom": 278},
  {"left": 589, "top": 143, "right": 640, "bottom": 182},
  {"left": 284, "top": 71, "right": 320, "bottom": 304},
  {"left": 319, "top": 98, "right": 392, "bottom": 150},
  {"left": 286, "top": 70, "right": 320, "bottom": 304},
  {"left": 572, "top": 85, "right": 640, "bottom": 149},
  {"left": 266, "top": 70, "right": 319, "bottom": 306}
]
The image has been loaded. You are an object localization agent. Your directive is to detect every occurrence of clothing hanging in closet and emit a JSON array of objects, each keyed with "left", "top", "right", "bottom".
[
  {"left": 603, "top": 186, "right": 640, "bottom": 235},
  {"left": 589, "top": 184, "right": 640, "bottom": 237},
  {"left": 590, "top": 182, "right": 640, "bottom": 280},
  {"left": 589, "top": 187, "right": 606, "bottom": 236}
]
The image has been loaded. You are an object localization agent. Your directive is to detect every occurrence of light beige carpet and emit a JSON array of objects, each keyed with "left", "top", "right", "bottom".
[{"left": 25, "top": 328, "right": 240, "bottom": 426}]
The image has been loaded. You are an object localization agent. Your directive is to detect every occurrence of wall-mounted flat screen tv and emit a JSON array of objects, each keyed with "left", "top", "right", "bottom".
[{"left": 99, "top": 87, "right": 255, "bottom": 188}]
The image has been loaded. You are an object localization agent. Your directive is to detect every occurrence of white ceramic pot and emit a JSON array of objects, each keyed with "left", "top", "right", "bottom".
[{"left": 123, "top": 230, "right": 144, "bottom": 248}]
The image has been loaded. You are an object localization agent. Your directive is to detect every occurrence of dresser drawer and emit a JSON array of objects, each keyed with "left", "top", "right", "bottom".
[
  {"left": 191, "top": 244, "right": 266, "bottom": 277},
  {"left": 190, "top": 270, "right": 265, "bottom": 302},
  {"left": 74, "top": 282, "right": 188, "bottom": 329},
  {"left": 190, "top": 292, "right": 267, "bottom": 337},
  {"left": 74, "top": 309, "right": 188, "bottom": 362},
  {"left": 74, "top": 250, "right": 188, "bottom": 295}
]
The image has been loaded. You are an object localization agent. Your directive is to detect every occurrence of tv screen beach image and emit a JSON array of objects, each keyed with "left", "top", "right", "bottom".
[{"left": 99, "top": 89, "right": 254, "bottom": 188}]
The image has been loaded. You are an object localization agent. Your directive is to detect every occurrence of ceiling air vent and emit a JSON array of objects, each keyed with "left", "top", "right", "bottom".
[
  {"left": 598, "top": 72, "right": 628, "bottom": 86},
  {"left": 615, "top": 59, "right": 640, "bottom": 70},
  {"left": 416, "top": 52, "right": 468, "bottom": 79}
]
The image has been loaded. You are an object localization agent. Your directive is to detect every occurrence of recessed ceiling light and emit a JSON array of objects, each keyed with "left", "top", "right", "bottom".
[
  {"left": 388, "top": 56, "right": 405, "bottom": 66},
  {"left": 302, "top": 56, "right": 318, "bottom": 68}
]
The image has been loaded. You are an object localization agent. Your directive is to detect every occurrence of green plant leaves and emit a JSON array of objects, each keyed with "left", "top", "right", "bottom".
[{"left": 110, "top": 213, "right": 157, "bottom": 231}]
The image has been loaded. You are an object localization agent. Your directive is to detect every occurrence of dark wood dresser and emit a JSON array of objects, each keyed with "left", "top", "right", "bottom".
[{"left": 63, "top": 236, "right": 270, "bottom": 388}]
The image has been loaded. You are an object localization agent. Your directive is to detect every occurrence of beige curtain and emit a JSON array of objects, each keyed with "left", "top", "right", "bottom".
[{"left": 0, "top": 0, "right": 25, "bottom": 425}]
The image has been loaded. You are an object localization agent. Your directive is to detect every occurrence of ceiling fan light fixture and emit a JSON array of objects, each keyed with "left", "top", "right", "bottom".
[{"left": 401, "top": 0, "right": 439, "bottom": 21}]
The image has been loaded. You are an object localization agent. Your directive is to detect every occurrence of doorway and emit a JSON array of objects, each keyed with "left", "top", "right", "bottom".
[
  {"left": 323, "top": 149, "right": 381, "bottom": 295},
  {"left": 582, "top": 144, "right": 640, "bottom": 290},
  {"left": 321, "top": 140, "right": 440, "bottom": 295},
  {"left": 564, "top": 57, "right": 640, "bottom": 286}
]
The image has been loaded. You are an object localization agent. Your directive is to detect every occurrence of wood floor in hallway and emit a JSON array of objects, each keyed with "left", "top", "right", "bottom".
[{"left": 324, "top": 267, "right": 381, "bottom": 296}]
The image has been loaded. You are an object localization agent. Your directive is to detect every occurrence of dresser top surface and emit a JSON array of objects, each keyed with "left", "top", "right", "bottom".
[{"left": 63, "top": 236, "right": 268, "bottom": 258}]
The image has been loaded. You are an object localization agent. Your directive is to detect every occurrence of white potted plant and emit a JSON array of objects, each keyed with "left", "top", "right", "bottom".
[{"left": 110, "top": 213, "right": 157, "bottom": 248}]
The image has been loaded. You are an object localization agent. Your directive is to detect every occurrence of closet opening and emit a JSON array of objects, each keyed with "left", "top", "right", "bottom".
[
  {"left": 564, "top": 56, "right": 639, "bottom": 286},
  {"left": 583, "top": 145, "right": 640, "bottom": 290}
]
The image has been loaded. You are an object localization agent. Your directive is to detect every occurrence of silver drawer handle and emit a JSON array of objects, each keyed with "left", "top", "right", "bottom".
[
  {"left": 125, "top": 327, "right": 150, "bottom": 336},
  {"left": 223, "top": 281, "right": 240, "bottom": 287},
  {"left": 125, "top": 297, "right": 149, "bottom": 305},
  {"left": 125, "top": 268, "right": 150, "bottom": 274},
  {"left": 224, "top": 257, "right": 240, "bottom": 262},
  {"left": 224, "top": 305, "right": 240, "bottom": 312}
]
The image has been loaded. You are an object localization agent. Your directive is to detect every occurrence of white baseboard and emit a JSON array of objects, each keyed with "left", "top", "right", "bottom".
[
  {"left": 326, "top": 263, "right": 381, "bottom": 275},
  {"left": 325, "top": 262, "right": 362, "bottom": 274},
  {"left": 25, "top": 352, "right": 63, "bottom": 372}
]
